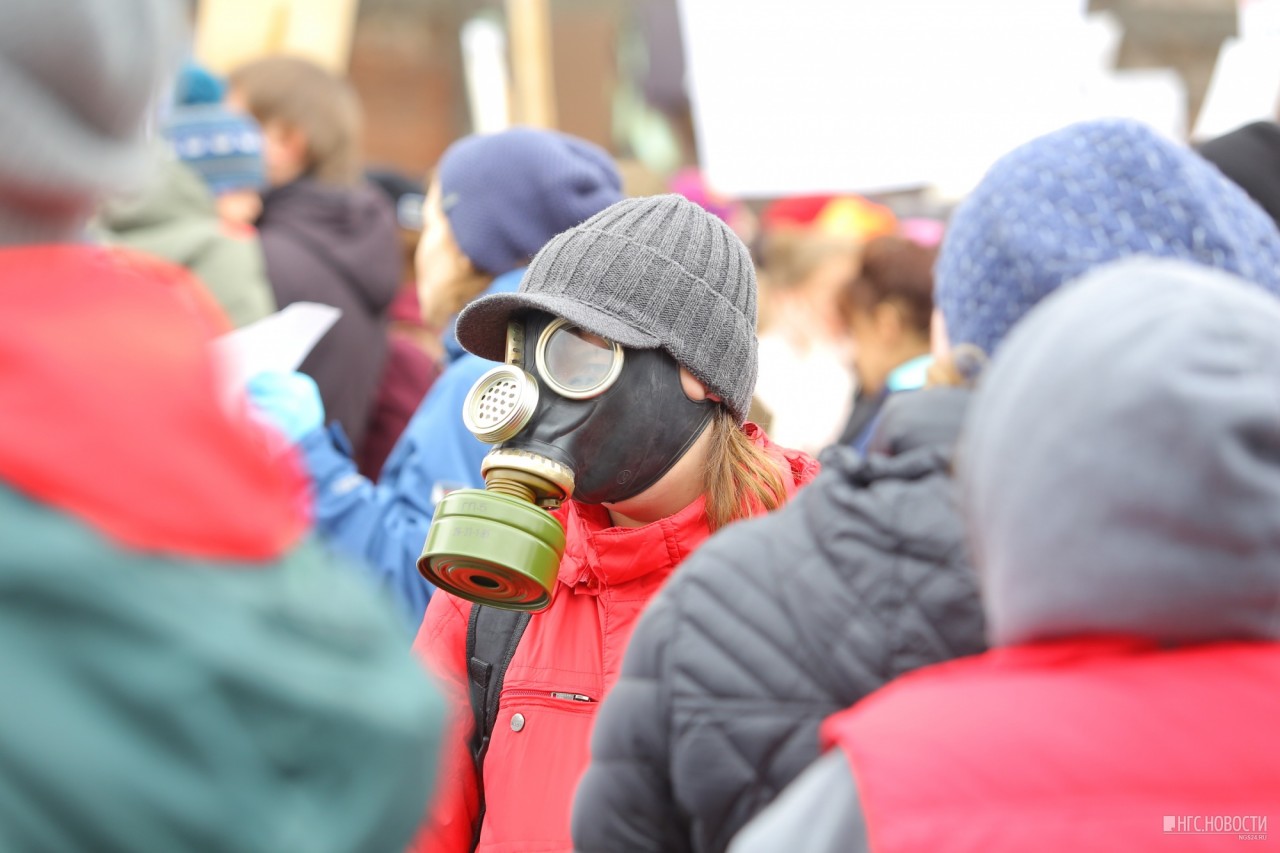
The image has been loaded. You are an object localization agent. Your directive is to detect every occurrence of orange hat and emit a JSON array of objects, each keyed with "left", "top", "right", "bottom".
[{"left": 814, "top": 196, "right": 898, "bottom": 241}]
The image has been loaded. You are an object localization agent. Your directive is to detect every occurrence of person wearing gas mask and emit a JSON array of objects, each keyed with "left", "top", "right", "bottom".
[
  {"left": 247, "top": 128, "right": 622, "bottom": 630},
  {"left": 408, "top": 193, "right": 821, "bottom": 853}
]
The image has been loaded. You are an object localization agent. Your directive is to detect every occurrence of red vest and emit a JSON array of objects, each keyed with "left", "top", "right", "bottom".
[{"left": 823, "top": 637, "right": 1280, "bottom": 852}]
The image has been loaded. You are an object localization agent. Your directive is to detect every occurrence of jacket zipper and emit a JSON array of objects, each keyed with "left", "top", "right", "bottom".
[
  {"left": 502, "top": 688, "right": 596, "bottom": 703},
  {"left": 550, "top": 691, "right": 595, "bottom": 702}
]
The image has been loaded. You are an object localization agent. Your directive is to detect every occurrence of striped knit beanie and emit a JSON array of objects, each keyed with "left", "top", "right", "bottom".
[{"left": 164, "top": 105, "right": 266, "bottom": 195}]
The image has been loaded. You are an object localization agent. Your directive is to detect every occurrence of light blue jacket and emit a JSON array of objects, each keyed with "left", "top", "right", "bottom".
[{"left": 298, "top": 269, "right": 523, "bottom": 630}]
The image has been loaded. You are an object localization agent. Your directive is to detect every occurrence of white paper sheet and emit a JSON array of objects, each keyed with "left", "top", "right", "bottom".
[{"left": 212, "top": 301, "right": 341, "bottom": 394}]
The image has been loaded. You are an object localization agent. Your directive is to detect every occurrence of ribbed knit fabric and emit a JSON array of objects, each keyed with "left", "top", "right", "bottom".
[
  {"left": 456, "top": 194, "right": 759, "bottom": 423},
  {"left": 935, "top": 119, "right": 1280, "bottom": 356},
  {"left": 437, "top": 127, "right": 622, "bottom": 275}
]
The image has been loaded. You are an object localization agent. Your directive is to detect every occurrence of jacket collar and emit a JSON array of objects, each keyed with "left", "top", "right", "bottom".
[
  {"left": 443, "top": 267, "right": 524, "bottom": 363},
  {"left": 865, "top": 386, "right": 970, "bottom": 457},
  {"left": 553, "top": 424, "right": 819, "bottom": 590},
  {"left": 555, "top": 494, "right": 710, "bottom": 591}
]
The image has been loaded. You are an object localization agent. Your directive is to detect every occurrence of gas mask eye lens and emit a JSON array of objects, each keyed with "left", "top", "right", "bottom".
[{"left": 536, "top": 318, "right": 624, "bottom": 399}]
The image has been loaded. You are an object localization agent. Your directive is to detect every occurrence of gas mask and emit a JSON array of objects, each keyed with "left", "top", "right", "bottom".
[{"left": 418, "top": 310, "right": 715, "bottom": 611}]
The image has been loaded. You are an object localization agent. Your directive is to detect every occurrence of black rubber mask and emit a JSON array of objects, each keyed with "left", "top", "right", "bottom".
[
  {"left": 421, "top": 311, "right": 716, "bottom": 610},
  {"left": 466, "top": 310, "right": 716, "bottom": 505}
]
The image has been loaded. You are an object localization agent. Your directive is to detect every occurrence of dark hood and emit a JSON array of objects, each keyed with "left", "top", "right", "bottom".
[
  {"left": 258, "top": 178, "right": 402, "bottom": 314},
  {"left": 959, "top": 257, "right": 1280, "bottom": 648},
  {"left": 819, "top": 387, "right": 970, "bottom": 479},
  {"left": 0, "top": 0, "right": 184, "bottom": 246},
  {"left": 866, "top": 387, "right": 970, "bottom": 458},
  {"left": 1198, "top": 121, "right": 1280, "bottom": 231}
]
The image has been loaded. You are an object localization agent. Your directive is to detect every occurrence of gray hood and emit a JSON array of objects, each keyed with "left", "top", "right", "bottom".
[
  {"left": 959, "top": 257, "right": 1280, "bottom": 647},
  {"left": 0, "top": 0, "right": 184, "bottom": 245}
]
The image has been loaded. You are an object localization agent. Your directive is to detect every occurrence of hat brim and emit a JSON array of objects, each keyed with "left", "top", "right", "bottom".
[{"left": 456, "top": 291, "right": 662, "bottom": 361}]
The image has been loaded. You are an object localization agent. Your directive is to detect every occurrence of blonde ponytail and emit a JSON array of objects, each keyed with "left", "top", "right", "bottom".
[{"left": 702, "top": 407, "right": 789, "bottom": 531}]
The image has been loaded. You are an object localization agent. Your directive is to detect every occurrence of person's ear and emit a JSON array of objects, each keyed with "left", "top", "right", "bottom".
[
  {"left": 925, "top": 344, "right": 989, "bottom": 389},
  {"left": 679, "top": 367, "right": 721, "bottom": 403},
  {"left": 930, "top": 308, "right": 951, "bottom": 360},
  {"left": 279, "top": 123, "right": 309, "bottom": 168}
]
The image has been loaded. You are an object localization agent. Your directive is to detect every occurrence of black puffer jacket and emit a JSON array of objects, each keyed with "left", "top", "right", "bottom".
[{"left": 572, "top": 388, "right": 986, "bottom": 853}]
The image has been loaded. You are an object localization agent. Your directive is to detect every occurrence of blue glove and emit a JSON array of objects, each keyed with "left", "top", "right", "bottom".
[{"left": 246, "top": 371, "right": 325, "bottom": 443}]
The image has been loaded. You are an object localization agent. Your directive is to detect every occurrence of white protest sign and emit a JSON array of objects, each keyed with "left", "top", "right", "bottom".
[
  {"left": 1192, "top": 35, "right": 1280, "bottom": 140},
  {"left": 1086, "top": 69, "right": 1187, "bottom": 142},
  {"left": 678, "top": 0, "right": 1172, "bottom": 198},
  {"left": 1240, "top": 0, "right": 1280, "bottom": 39}
]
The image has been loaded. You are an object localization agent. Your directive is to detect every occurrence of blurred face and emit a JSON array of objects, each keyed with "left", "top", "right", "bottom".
[
  {"left": 258, "top": 120, "right": 308, "bottom": 188},
  {"left": 215, "top": 189, "right": 262, "bottom": 225},
  {"left": 848, "top": 304, "right": 896, "bottom": 393},
  {"left": 415, "top": 181, "right": 489, "bottom": 330},
  {"left": 797, "top": 251, "right": 860, "bottom": 343},
  {"left": 225, "top": 88, "right": 306, "bottom": 188},
  {"left": 809, "top": 252, "right": 860, "bottom": 307},
  {"left": 849, "top": 302, "right": 929, "bottom": 395}
]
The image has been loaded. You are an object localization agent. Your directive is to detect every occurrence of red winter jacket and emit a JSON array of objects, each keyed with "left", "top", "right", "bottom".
[
  {"left": 822, "top": 636, "right": 1280, "bottom": 852},
  {"left": 411, "top": 427, "right": 818, "bottom": 852},
  {"left": 0, "top": 244, "right": 308, "bottom": 555}
]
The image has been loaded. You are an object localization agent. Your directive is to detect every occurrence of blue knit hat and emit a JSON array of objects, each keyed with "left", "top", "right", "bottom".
[
  {"left": 174, "top": 60, "right": 227, "bottom": 107},
  {"left": 437, "top": 127, "right": 622, "bottom": 275},
  {"left": 163, "top": 104, "right": 266, "bottom": 195},
  {"left": 936, "top": 119, "right": 1280, "bottom": 356}
]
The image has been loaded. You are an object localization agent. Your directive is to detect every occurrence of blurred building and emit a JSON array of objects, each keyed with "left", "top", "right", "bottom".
[
  {"left": 1094, "top": 0, "right": 1236, "bottom": 126},
  {"left": 199, "top": 0, "right": 1240, "bottom": 183},
  {"left": 350, "top": 0, "right": 634, "bottom": 177}
]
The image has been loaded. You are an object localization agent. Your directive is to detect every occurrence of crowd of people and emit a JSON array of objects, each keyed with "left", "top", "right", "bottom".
[{"left": 4, "top": 0, "right": 1280, "bottom": 851}]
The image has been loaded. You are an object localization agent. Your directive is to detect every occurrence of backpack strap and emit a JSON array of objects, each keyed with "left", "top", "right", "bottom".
[{"left": 465, "top": 604, "right": 531, "bottom": 850}]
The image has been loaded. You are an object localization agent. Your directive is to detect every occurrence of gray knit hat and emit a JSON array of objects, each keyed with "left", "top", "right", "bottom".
[
  {"left": 455, "top": 194, "right": 759, "bottom": 423},
  {"left": 0, "top": 0, "right": 185, "bottom": 245}
]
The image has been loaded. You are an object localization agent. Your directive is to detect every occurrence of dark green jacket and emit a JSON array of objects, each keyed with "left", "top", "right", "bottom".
[{"left": 0, "top": 484, "right": 445, "bottom": 852}]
